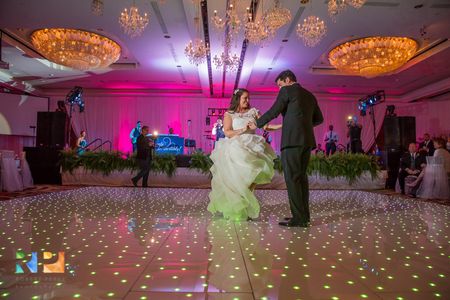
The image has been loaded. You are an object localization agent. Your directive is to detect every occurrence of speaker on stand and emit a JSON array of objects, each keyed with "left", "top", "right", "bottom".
[
  {"left": 36, "top": 111, "right": 68, "bottom": 148},
  {"left": 383, "top": 116, "right": 416, "bottom": 189}
]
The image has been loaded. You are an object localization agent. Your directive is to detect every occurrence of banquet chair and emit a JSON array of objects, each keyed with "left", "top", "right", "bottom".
[
  {"left": 20, "top": 151, "right": 34, "bottom": 189},
  {"left": 416, "top": 156, "right": 449, "bottom": 199},
  {"left": 395, "top": 172, "right": 417, "bottom": 195},
  {"left": 0, "top": 150, "right": 24, "bottom": 192}
]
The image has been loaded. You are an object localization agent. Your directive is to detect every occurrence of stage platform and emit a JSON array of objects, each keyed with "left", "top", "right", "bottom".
[{"left": 62, "top": 167, "right": 386, "bottom": 190}]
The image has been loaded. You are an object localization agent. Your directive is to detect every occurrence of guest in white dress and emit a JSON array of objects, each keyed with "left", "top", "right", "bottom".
[
  {"left": 208, "top": 88, "right": 281, "bottom": 221},
  {"left": 411, "top": 138, "right": 450, "bottom": 199}
]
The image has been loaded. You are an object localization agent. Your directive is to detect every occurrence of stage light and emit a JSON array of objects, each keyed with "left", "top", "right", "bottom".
[
  {"left": 66, "top": 86, "right": 85, "bottom": 113},
  {"left": 153, "top": 131, "right": 158, "bottom": 136},
  {"left": 347, "top": 116, "right": 353, "bottom": 120}
]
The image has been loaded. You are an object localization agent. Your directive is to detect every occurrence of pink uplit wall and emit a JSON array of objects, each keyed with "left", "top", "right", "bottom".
[
  {"left": 49, "top": 94, "right": 449, "bottom": 154},
  {"left": 395, "top": 99, "right": 450, "bottom": 139}
]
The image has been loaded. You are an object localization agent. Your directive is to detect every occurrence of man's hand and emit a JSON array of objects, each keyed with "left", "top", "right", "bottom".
[
  {"left": 148, "top": 140, "right": 155, "bottom": 147},
  {"left": 248, "top": 121, "right": 257, "bottom": 130}
]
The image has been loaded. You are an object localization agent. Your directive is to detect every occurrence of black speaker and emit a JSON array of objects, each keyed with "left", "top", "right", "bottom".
[
  {"left": 383, "top": 116, "right": 416, "bottom": 189},
  {"left": 36, "top": 112, "right": 67, "bottom": 147},
  {"left": 206, "top": 117, "right": 210, "bottom": 126},
  {"left": 24, "top": 147, "right": 62, "bottom": 184},
  {"left": 384, "top": 149, "right": 402, "bottom": 189},
  {"left": 384, "top": 116, "right": 416, "bottom": 152}
]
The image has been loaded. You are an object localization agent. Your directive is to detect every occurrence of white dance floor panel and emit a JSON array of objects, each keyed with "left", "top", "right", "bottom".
[{"left": 0, "top": 187, "right": 448, "bottom": 299}]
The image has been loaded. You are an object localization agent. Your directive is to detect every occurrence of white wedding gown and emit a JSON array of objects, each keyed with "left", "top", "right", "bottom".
[{"left": 208, "top": 108, "right": 276, "bottom": 221}]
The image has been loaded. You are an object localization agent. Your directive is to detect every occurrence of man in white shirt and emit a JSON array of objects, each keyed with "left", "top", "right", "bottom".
[{"left": 324, "top": 124, "right": 338, "bottom": 156}]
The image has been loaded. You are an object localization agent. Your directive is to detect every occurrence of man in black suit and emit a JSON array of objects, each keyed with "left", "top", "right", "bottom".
[
  {"left": 132, "top": 126, "right": 154, "bottom": 187},
  {"left": 398, "top": 142, "right": 426, "bottom": 195},
  {"left": 419, "top": 133, "right": 435, "bottom": 156},
  {"left": 249, "top": 70, "right": 324, "bottom": 227}
]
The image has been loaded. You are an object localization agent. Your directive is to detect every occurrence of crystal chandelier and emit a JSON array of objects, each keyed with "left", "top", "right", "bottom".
[
  {"left": 264, "top": 0, "right": 292, "bottom": 33},
  {"left": 296, "top": 16, "right": 327, "bottom": 47},
  {"left": 328, "top": 36, "right": 418, "bottom": 78},
  {"left": 91, "top": 0, "right": 103, "bottom": 16},
  {"left": 31, "top": 28, "right": 121, "bottom": 71},
  {"left": 211, "top": 10, "right": 225, "bottom": 29},
  {"left": 348, "top": 0, "right": 367, "bottom": 9},
  {"left": 213, "top": 52, "right": 240, "bottom": 72},
  {"left": 185, "top": 1, "right": 209, "bottom": 66},
  {"left": 328, "top": 0, "right": 347, "bottom": 21},
  {"left": 244, "top": 1, "right": 273, "bottom": 46},
  {"left": 211, "top": 1, "right": 242, "bottom": 42},
  {"left": 119, "top": 2, "right": 149, "bottom": 38},
  {"left": 184, "top": 38, "right": 209, "bottom": 66}
]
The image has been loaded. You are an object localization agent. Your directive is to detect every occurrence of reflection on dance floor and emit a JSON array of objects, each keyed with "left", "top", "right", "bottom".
[{"left": 0, "top": 187, "right": 449, "bottom": 299}]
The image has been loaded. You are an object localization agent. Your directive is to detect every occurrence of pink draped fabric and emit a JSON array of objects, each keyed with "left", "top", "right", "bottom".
[{"left": 51, "top": 94, "right": 448, "bottom": 154}]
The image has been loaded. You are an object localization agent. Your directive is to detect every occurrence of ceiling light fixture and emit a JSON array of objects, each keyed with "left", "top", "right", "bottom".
[
  {"left": 31, "top": 28, "right": 121, "bottom": 71},
  {"left": 119, "top": 1, "right": 149, "bottom": 38},
  {"left": 296, "top": 15, "right": 327, "bottom": 47},
  {"left": 328, "top": 36, "right": 418, "bottom": 78}
]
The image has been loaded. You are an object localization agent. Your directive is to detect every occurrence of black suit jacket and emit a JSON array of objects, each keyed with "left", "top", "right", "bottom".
[
  {"left": 419, "top": 140, "right": 435, "bottom": 156},
  {"left": 256, "top": 83, "right": 324, "bottom": 149},
  {"left": 136, "top": 135, "right": 153, "bottom": 160},
  {"left": 400, "top": 152, "right": 426, "bottom": 171}
]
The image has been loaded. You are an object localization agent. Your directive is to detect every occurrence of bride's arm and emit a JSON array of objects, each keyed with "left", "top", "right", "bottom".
[
  {"left": 256, "top": 112, "right": 282, "bottom": 131},
  {"left": 265, "top": 124, "right": 282, "bottom": 131},
  {"left": 223, "top": 112, "right": 248, "bottom": 138}
]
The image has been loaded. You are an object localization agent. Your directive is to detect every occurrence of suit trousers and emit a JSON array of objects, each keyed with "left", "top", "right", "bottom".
[
  {"left": 132, "top": 157, "right": 152, "bottom": 187},
  {"left": 350, "top": 140, "right": 362, "bottom": 153},
  {"left": 281, "top": 146, "right": 312, "bottom": 223},
  {"left": 325, "top": 142, "right": 336, "bottom": 156}
]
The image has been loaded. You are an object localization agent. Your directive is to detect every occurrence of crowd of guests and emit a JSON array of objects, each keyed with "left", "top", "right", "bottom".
[{"left": 398, "top": 133, "right": 450, "bottom": 199}]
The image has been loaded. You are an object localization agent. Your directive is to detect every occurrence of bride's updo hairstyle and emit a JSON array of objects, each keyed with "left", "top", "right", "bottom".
[{"left": 228, "top": 88, "right": 250, "bottom": 113}]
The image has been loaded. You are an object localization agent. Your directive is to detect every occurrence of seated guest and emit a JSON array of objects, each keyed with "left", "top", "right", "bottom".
[
  {"left": 419, "top": 133, "right": 435, "bottom": 156},
  {"left": 168, "top": 127, "right": 175, "bottom": 135},
  {"left": 412, "top": 138, "right": 450, "bottom": 199},
  {"left": 262, "top": 130, "right": 272, "bottom": 145},
  {"left": 131, "top": 126, "right": 154, "bottom": 187},
  {"left": 398, "top": 142, "right": 426, "bottom": 195},
  {"left": 76, "top": 131, "right": 87, "bottom": 155}
]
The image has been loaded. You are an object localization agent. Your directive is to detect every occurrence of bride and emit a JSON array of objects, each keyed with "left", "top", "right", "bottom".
[{"left": 208, "top": 88, "right": 281, "bottom": 221}]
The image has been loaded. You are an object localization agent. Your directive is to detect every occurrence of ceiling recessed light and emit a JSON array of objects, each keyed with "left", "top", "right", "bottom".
[
  {"left": 414, "top": 4, "right": 423, "bottom": 9},
  {"left": 164, "top": 35, "right": 171, "bottom": 39},
  {"left": 282, "top": 39, "right": 288, "bottom": 42},
  {"left": 268, "top": 68, "right": 272, "bottom": 70},
  {"left": 176, "top": 65, "right": 182, "bottom": 68}
]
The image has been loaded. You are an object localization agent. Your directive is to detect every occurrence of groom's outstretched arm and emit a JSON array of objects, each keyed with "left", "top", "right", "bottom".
[{"left": 256, "top": 87, "right": 288, "bottom": 128}]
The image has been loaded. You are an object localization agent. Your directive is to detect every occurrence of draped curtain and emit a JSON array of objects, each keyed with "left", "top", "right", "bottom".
[{"left": 50, "top": 95, "right": 449, "bottom": 154}]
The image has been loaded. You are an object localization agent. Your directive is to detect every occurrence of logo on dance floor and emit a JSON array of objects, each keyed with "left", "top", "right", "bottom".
[{"left": 15, "top": 251, "right": 65, "bottom": 274}]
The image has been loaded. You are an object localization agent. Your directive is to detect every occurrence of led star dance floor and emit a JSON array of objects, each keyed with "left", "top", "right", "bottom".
[{"left": 0, "top": 187, "right": 449, "bottom": 299}]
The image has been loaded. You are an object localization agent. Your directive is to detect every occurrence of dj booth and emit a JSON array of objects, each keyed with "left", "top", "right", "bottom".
[{"left": 152, "top": 134, "right": 196, "bottom": 155}]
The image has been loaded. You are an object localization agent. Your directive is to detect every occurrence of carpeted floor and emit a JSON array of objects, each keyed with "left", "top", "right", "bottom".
[{"left": 0, "top": 184, "right": 81, "bottom": 201}]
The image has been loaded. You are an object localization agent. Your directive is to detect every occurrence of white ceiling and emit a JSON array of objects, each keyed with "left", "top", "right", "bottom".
[{"left": 1, "top": 0, "right": 450, "bottom": 100}]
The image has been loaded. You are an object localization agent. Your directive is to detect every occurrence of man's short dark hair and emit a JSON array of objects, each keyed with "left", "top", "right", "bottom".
[
  {"left": 275, "top": 70, "right": 297, "bottom": 83},
  {"left": 142, "top": 126, "right": 149, "bottom": 131},
  {"left": 137, "top": 121, "right": 141, "bottom": 124}
]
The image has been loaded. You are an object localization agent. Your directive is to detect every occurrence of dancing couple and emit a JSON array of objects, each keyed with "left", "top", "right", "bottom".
[{"left": 208, "top": 70, "right": 324, "bottom": 227}]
